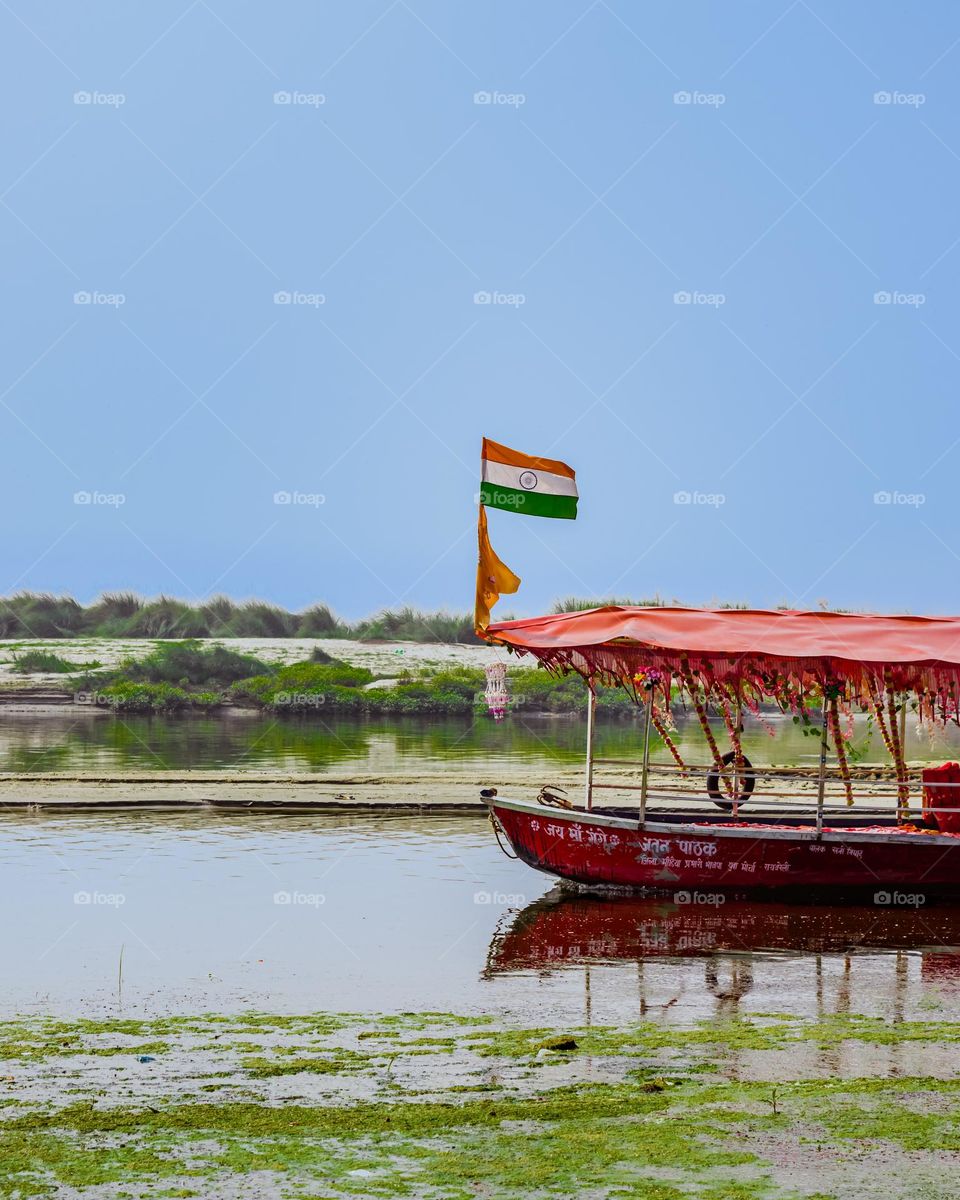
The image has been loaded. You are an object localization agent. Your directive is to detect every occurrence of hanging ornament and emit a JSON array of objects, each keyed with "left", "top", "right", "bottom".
[{"left": 484, "top": 662, "right": 509, "bottom": 721}]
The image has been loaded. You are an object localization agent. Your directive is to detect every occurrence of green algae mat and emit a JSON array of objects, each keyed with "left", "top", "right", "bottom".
[{"left": 2, "top": 1011, "right": 960, "bottom": 1198}]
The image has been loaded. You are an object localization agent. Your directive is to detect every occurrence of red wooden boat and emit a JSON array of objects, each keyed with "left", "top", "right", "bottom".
[{"left": 479, "top": 606, "right": 960, "bottom": 898}]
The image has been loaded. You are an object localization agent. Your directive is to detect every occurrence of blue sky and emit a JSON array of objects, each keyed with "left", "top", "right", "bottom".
[{"left": 2, "top": 1, "right": 960, "bottom": 619}]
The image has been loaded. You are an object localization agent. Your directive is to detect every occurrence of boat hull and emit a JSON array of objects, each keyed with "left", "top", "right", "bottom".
[{"left": 489, "top": 798, "right": 960, "bottom": 897}]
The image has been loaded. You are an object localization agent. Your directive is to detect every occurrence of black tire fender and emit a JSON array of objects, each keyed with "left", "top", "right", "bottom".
[{"left": 707, "top": 750, "right": 756, "bottom": 811}]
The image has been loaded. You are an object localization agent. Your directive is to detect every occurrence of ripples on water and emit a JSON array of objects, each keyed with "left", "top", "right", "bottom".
[{"left": 2, "top": 810, "right": 960, "bottom": 1025}]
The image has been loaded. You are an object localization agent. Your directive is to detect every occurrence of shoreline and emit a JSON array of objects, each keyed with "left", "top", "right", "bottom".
[
  {"left": 0, "top": 769, "right": 590, "bottom": 811},
  {"left": 0, "top": 694, "right": 591, "bottom": 721}
]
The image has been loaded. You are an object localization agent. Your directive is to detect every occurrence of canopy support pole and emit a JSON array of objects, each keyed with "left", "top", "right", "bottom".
[
  {"left": 638, "top": 691, "right": 653, "bottom": 827},
  {"left": 816, "top": 703, "right": 829, "bottom": 836},
  {"left": 584, "top": 684, "right": 596, "bottom": 810}
]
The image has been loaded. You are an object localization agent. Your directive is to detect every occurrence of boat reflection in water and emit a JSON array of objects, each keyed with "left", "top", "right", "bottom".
[{"left": 486, "top": 888, "right": 960, "bottom": 1018}]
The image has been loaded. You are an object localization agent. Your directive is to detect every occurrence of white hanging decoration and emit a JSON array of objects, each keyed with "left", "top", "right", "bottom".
[{"left": 484, "top": 662, "right": 509, "bottom": 721}]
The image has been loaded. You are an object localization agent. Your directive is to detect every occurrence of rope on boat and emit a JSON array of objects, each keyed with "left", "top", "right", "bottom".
[{"left": 489, "top": 812, "right": 518, "bottom": 859}]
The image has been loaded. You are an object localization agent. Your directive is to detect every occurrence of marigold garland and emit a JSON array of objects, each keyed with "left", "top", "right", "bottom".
[
  {"left": 679, "top": 662, "right": 732, "bottom": 798},
  {"left": 827, "top": 692, "right": 853, "bottom": 807},
  {"left": 633, "top": 669, "right": 687, "bottom": 771},
  {"left": 871, "top": 696, "right": 897, "bottom": 760},
  {"left": 652, "top": 705, "right": 686, "bottom": 770},
  {"left": 719, "top": 691, "right": 747, "bottom": 796},
  {"left": 887, "top": 688, "right": 910, "bottom": 816}
]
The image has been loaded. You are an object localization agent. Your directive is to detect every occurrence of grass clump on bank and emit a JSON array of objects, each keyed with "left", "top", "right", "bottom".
[
  {"left": 75, "top": 642, "right": 271, "bottom": 713},
  {"left": 349, "top": 605, "right": 478, "bottom": 643},
  {"left": 0, "top": 591, "right": 668, "bottom": 644},
  {"left": 231, "top": 662, "right": 483, "bottom": 716},
  {"left": 93, "top": 682, "right": 221, "bottom": 713},
  {"left": 0, "top": 592, "right": 480, "bottom": 642},
  {"left": 10, "top": 650, "right": 102, "bottom": 674},
  {"left": 120, "top": 641, "right": 271, "bottom": 687}
]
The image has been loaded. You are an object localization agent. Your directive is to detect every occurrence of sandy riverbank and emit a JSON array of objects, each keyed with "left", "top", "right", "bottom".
[
  {"left": 0, "top": 768, "right": 603, "bottom": 811},
  {"left": 0, "top": 770, "right": 905, "bottom": 814},
  {"left": 0, "top": 635, "right": 498, "bottom": 687}
]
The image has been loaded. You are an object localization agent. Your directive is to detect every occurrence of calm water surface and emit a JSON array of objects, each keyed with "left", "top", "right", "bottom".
[
  {"left": 3, "top": 810, "right": 960, "bottom": 1026},
  {"left": 6, "top": 712, "right": 960, "bottom": 1026},
  {"left": 3, "top": 710, "right": 960, "bottom": 773}
]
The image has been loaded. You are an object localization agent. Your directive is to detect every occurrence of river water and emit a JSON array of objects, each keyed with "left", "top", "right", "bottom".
[
  {"left": 3, "top": 709, "right": 960, "bottom": 773},
  {"left": 4, "top": 711, "right": 960, "bottom": 1027},
  {"left": 3, "top": 809, "right": 960, "bottom": 1028}
]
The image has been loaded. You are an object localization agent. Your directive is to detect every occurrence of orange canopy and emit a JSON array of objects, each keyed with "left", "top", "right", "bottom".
[{"left": 485, "top": 606, "right": 960, "bottom": 699}]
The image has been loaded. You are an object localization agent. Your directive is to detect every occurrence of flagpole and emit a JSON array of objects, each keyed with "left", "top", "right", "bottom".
[
  {"left": 474, "top": 503, "right": 485, "bottom": 634},
  {"left": 638, "top": 691, "right": 653, "bottom": 826}
]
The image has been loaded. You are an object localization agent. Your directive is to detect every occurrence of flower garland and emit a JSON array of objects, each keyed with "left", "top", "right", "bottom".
[
  {"left": 652, "top": 707, "right": 686, "bottom": 770},
  {"left": 742, "top": 690, "right": 778, "bottom": 738},
  {"left": 679, "top": 661, "right": 732, "bottom": 798},
  {"left": 506, "top": 654, "right": 934, "bottom": 816},
  {"left": 886, "top": 687, "right": 910, "bottom": 816},
  {"left": 824, "top": 684, "right": 853, "bottom": 807},
  {"left": 871, "top": 695, "right": 897, "bottom": 761},
  {"left": 633, "top": 669, "right": 687, "bottom": 770},
  {"left": 719, "top": 691, "right": 746, "bottom": 798}
]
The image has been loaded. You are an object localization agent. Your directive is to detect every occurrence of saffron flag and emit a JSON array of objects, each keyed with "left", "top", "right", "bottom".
[
  {"left": 475, "top": 505, "right": 521, "bottom": 633},
  {"left": 479, "top": 437, "right": 578, "bottom": 520}
]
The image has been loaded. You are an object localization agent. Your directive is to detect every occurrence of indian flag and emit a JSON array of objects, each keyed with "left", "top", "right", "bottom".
[{"left": 479, "top": 438, "right": 578, "bottom": 520}]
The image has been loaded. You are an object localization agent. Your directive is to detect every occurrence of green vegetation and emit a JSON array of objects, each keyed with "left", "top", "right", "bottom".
[
  {"left": 92, "top": 682, "right": 221, "bottom": 713},
  {"left": 231, "top": 662, "right": 638, "bottom": 718},
  {"left": 349, "top": 605, "right": 478, "bottom": 643},
  {"left": 509, "top": 666, "right": 636, "bottom": 716},
  {"left": 296, "top": 603, "right": 340, "bottom": 636},
  {"left": 10, "top": 650, "right": 101, "bottom": 674},
  {"left": 2, "top": 1009, "right": 960, "bottom": 1198},
  {"left": 551, "top": 594, "right": 671, "bottom": 611},
  {"left": 0, "top": 592, "right": 679, "bottom": 644},
  {"left": 0, "top": 593, "right": 84, "bottom": 637},
  {"left": 59, "top": 639, "right": 638, "bottom": 718},
  {"left": 70, "top": 642, "right": 272, "bottom": 713},
  {"left": 552, "top": 597, "right": 750, "bottom": 612},
  {"left": 0, "top": 591, "right": 485, "bottom": 642},
  {"left": 115, "top": 641, "right": 271, "bottom": 687},
  {"left": 232, "top": 658, "right": 373, "bottom": 699},
  {"left": 233, "top": 662, "right": 480, "bottom": 716}
]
